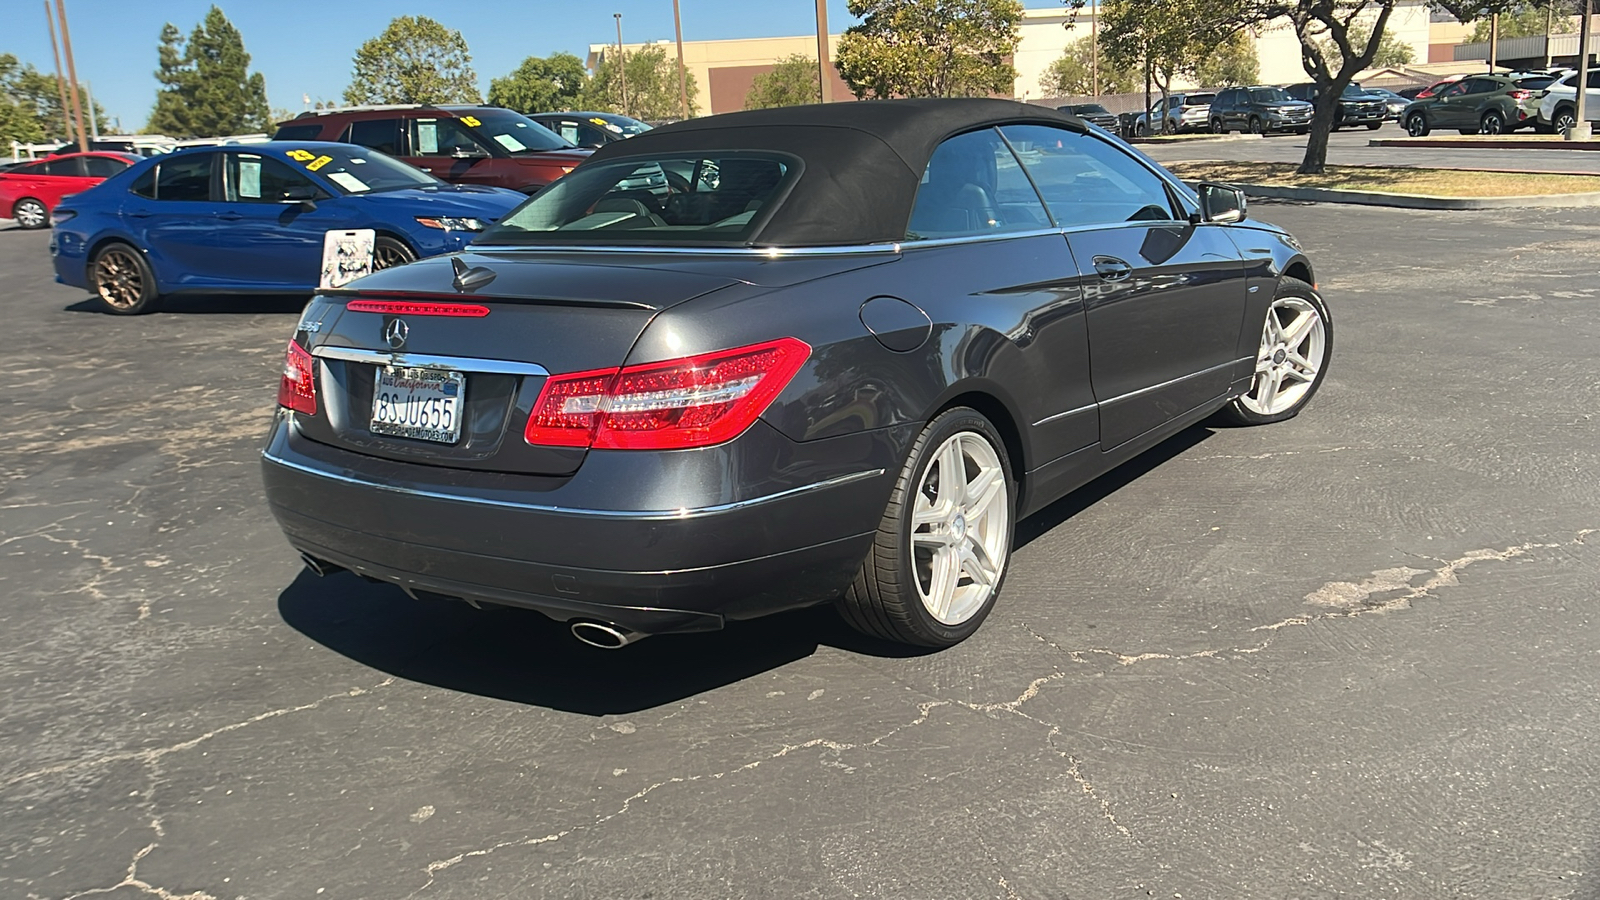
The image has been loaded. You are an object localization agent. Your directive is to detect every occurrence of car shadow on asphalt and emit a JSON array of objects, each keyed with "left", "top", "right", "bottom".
[
  {"left": 278, "top": 424, "right": 1215, "bottom": 715},
  {"left": 63, "top": 294, "right": 309, "bottom": 315}
]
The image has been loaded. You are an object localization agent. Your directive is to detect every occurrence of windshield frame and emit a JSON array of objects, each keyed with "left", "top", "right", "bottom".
[{"left": 478, "top": 150, "right": 804, "bottom": 248}]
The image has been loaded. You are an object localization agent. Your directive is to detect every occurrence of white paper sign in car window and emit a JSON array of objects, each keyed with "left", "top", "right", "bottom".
[
  {"left": 238, "top": 157, "right": 262, "bottom": 199},
  {"left": 417, "top": 120, "right": 439, "bottom": 154},
  {"left": 327, "top": 172, "right": 369, "bottom": 193},
  {"left": 493, "top": 133, "right": 527, "bottom": 152},
  {"left": 320, "top": 229, "right": 375, "bottom": 289}
]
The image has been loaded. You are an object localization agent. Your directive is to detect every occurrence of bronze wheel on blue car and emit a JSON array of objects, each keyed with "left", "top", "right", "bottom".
[
  {"left": 838, "top": 407, "right": 1015, "bottom": 648},
  {"left": 91, "top": 243, "right": 159, "bottom": 315}
]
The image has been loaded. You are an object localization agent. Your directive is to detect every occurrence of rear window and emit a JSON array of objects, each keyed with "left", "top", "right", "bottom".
[
  {"left": 1517, "top": 76, "right": 1556, "bottom": 90},
  {"left": 273, "top": 123, "right": 324, "bottom": 141},
  {"left": 481, "top": 153, "right": 796, "bottom": 246},
  {"left": 1184, "top": 94, "right": 1215, "bottom": 105}
]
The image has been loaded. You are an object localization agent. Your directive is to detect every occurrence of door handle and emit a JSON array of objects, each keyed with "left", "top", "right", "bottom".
[
  {"left": 217, "top": 212, "right": 243, "bottom": 221},
  {"left": 1093, "top": 256, "right": 1134, "bottom": 281},
  {"left": 419, "top": 167, "right": 433, "bottom": 173}
]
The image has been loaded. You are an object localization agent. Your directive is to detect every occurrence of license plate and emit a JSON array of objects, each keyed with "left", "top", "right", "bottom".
[{"left": 370, "top": 366, "right": 465, "bottom": 443}]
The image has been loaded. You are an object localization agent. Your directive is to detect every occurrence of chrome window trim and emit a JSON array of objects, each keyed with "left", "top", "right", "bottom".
[
  {"left": 311, "top": 346, "right": 550, "bottom": 378},
  {"left": 262, "top": 450, "right": 886, "bottom": 520},
  {"left": 466, "top": 242, "right": 902, "bottom": 257},
  {"left": 899, "top": 227, "right": 1065, "bottom": 250}
]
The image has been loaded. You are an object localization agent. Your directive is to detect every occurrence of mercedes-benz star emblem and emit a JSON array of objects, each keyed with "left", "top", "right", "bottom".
[{"left": 383, "top": 318, "right": 409, "bottom": 350}]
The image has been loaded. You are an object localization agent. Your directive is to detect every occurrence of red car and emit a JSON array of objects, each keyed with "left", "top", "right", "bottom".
[
  {"left": 2, "top": 151, "right": 138, "bottom": 229},
  {"left": 273, "top": 105, "right": 591, "bottom": 195}
]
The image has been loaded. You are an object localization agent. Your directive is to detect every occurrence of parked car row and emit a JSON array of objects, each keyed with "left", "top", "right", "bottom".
[{"left": 1401, "top": 71, "right": 1566, "bottom": 136}]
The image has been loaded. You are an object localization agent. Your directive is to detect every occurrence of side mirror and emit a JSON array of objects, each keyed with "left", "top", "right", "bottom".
[
  {"left": 1197, "top": 182, "right": 1247, "bottom": 224},
  {"left": 282, "top": 184, "right": 319, "bottom": 208}
]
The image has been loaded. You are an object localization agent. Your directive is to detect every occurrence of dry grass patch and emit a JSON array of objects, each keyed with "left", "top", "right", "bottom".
[{"left": 1165, "top": 161, "right": 1600, "bottom": 197}]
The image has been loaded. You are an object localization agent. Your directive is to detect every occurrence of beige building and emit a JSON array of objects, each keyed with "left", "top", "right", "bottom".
[{"left": 591, "top": 0, "right": 1443, "bottom": 115}]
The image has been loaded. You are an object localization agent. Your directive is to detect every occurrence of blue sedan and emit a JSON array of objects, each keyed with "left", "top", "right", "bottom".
[{"left": 50, "top": 142, "right": 525, "bottom": 314}]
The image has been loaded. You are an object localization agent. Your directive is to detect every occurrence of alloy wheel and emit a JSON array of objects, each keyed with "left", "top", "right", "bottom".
[
  {"left": 1242, "top": 296, "right": 1327, "bottom": 417},
  {"left": 1249, "top": 118, "right": 1263, "bottom": 134},
  {"left": 910, "top": 431, "right": 1010, "bottom": 626},
  {"left": 1556, "top": 112, "right": 1577, "bottom": 133},
  {"left": 13, "top": 199, "right": 45, "bottom": 229},
  {"left": 372, "top": 240, "right": 414, "bottom": 271},
  {"left": 1481, "top": 112, "right": 1505, "bottom": 135},
  {"left": 1406, "top": 114, "right": 1428, "bottom": 137},
  {"left": 93, "top": 247, "right": 145, "bottom": 311}
]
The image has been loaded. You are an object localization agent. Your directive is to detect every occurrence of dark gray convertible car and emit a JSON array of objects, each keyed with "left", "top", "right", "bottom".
[{"left": 262, "top": 99, "right": 1330, "bottom": 650}]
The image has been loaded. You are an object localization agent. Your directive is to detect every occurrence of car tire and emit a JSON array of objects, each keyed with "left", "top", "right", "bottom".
[
  {"left": 1135, "top": 121, "right": 1148, "bottom": 137},
  {"left": 1366, "top": 122, "right": 1383, "bottom": 130},
  {"left": 372, "top": 235, "right": 416, "bottom": 272},
  {"left": 1249, "top": 117, "right": 1264, "bottom": 134},
  {"left": 1554, "top": 109, "right": 1578, "bottom": 133},
  {"left": 837, "top": 407, "right": 1014, "bottom": 648},
  {"left": 1216, "top": 277, "right": 1331, "bottom": 427},
  {"left": 1294, "top": 126, "right": 1309, "bottom": 135},
  {"left": 1479, "top": 111, "right": 1506, "bottom": 135},
  {"left": 1211, "top": 118, "right": 1227, "bottom": 134},
  {"left": 12, "top": 197, "right": 47, "bottom": 230},
  {"left": 90, "top": 243, "right": 160, "bottom": 316},
  {"left": 1405, "top": 112, "right": 1430, "bottom": 137}
]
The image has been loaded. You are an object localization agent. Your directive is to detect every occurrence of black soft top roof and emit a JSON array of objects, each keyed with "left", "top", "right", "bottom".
[{"left": 582, "top": 98, "right": 1088, "bottom": 247}]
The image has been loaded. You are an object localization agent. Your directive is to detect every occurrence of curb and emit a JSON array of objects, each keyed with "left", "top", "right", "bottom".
[
  {"left": 1368, "top": 137, "right": 1600, "bottom": 151},
  {"left": 1130, "top": 134, "right": 1263, "bottom": 145},
  {"left": 1220, "top": 182, "right": 1600, "bottom": 209}
]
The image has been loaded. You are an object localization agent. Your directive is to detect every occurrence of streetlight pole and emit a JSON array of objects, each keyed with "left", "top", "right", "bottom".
[
  {"left": 815, "top": 0, "right": 833, "bottom": 103},
  {"left": 1489, "top": 12, "right": 1500, "bottom": 73},
  {"left": 1091, "top": 0, "right": 1099, "bottom": 97},
  {"left": 1573, "top": 0, "right": 1593, "bottom": 140},
  {"left": 672, "top": 0, "right": 689, "bottom": 118},
  {"left": 614, "top": 13, "right": 629, "bottom": 117}
]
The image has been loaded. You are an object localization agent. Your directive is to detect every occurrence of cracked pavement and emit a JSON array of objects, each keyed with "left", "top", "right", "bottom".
[{"left": 3, "top": 202, "right": 1600, "bottom": 899}]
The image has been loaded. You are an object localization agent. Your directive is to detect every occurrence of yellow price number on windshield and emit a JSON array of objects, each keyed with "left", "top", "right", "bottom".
[
  {"left": 286, "top": 149, "right": 316, "bottom": 162},
  {"left": 460, "top": 115, "right": 481, "bottom": 127},
  {"left": 306, "top": 155, "right": 333, "bottom": 171}
]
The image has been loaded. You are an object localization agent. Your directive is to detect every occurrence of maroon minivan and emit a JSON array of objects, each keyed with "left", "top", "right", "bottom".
[{"left": 273, "top": 105, "right": 591, "bottom": 195}]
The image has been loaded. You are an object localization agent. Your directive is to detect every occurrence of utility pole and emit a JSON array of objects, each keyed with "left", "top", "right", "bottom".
[
  {"left": 614, "top": 13, "right": 629, "bottom": 117},
  {"left": 85, "top": 81, "right": 98, "bottom": 141},
  {"left": 672, "top": 0, "right": 690, "bottom": 118},
  {"left": 1546, "top": 2, "right": 1555, "bottom": 70},
  {"left": 1489, "top": 12, "right": 1500, "bottom": 72},
  {"left": 55, "top": 0, "right": 87, "bottom": 150},
  {"left": 816, "top": 0, "right": 833, "bottom": 103},
  {"left": 1573, "top": 0, "right": 1593, "bottom": 140},
  {"left": 42, "top": 1, "right": 75, "bottom": 145},
  {"left": 1091, "top": 0, "right": 1099, "bottom": 97}
]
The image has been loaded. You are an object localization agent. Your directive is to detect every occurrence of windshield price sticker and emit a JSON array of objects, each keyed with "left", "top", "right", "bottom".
[
  {"left": 306, "top": 155, "right": 332, "bottom": 171},
  {"left": 286, "top": 149, "right": 316, "bottom": 162},
  {"left": 460, "top": 115, "right": 482, "bottom": 127}
]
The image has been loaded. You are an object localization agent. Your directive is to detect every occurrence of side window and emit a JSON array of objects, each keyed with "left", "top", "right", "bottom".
[
  {"left": 130, "top": 167, "right": 156, "bottom": 199},
  {"left": 223, "top": 153, "right": 316, "bottom": 202},
  {"left": 344, "top": 118, "right": 399, "bottom": 155},
  {"left": 553, "top": 121, "right": 582, "bottom": 144},
  {"left": 1438, "top": 81, "right": 1470, "bottom": 98},
  {"left": 999, "top": 125, "right": 1178, "bottom": 229},
  {"left": 13, "top": 160, "right": 48, "bottom": 176},
  {"left": 577, "top": 123, "right": 610, "bottom": 147},
  {"left": 1587, "top": 71, "right": 1600, "bottom": 89},
  {"left": 153, "top": 154, "right": 214, "bottom": 202},
  {"left": 906, "top": 128, "right": 1051, "bottom": 240},
  {"left": 83, "top": 156, "right": 129, "bottom": 178},
  {"left": 42, "top": 157, "right": 85, "bottom": 176},
  {"left": 1462, "top": 78, "right": 1498, "bottom": 95},
  {"left": 408, "top": 117, "right": 488, "bottom": 157}
]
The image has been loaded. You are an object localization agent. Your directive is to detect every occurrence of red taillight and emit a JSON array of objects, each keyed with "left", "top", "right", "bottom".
[
  {"left": 278, "top": 340, "right": 317, "bottom": 416},
  {"left": 1508, "top": 89, "right": 1532, "bottom": 101},
  {"left": 345, "top": 299, "right": 490, "bottom": 317},
  {"left": 524, "top": 338, "right": 811, "bottom": 451}
]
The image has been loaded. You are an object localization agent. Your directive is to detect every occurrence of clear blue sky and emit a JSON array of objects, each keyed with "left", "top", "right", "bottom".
[{"left": 10, "top": 0, "right": 1063, "bottom": 134}]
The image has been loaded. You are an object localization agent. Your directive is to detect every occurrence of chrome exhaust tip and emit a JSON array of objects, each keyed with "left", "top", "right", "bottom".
[
  {"left": 299, "top": 552, "right": 342, "bottom": 577},
  {"left": 570, "top": 620, "right": 643, "bottom": 650}
]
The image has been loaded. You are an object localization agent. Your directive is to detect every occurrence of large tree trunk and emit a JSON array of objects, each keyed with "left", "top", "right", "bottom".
[{"left": 1300, "top": 96, "right": 1339, "bottom": 174}]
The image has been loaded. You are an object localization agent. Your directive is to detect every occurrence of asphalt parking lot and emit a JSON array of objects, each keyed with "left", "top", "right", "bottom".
[
  {"left": 1141, "top": 127, "right": 1600, "bottom": 174},
  {"left": 4, "top": 201, "right": 1600, "bottom": 899}
]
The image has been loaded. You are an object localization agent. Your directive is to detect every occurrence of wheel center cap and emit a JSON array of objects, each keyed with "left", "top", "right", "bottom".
[
  {"left": 951, "top": 514, "right": 968, "bottom": 541},
  {"left": 1272, "top": 348, "right": 1288, "bottom": 365}
]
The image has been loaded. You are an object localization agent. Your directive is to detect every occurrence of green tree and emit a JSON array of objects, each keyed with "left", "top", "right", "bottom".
[
  {"left": 745, "top": 54, "right": 822, "bottom": 108},
  {"left": 1195, "top": 31, "right": 1261, "bottom": 87},
  {"left": 345, "top": 16, "right": 479, "bottom": 106},
  {"left": 144, "top": 8, "right": 269, "bottom": 137},
  {"left": 583, "top": 44, "right": 699, "bottom": 120},
  {"left": 1040, "top": 35, "right": 1139, "bottom": 96},
  {"left": 0, "top": 53, "right": 107, "bottom": 143},
  {"left": 487, "top": 52, "right": 588, "bottom": 114},
  {"left": 1096, "top": 0, "right": 1244, "bottom": 129},
  {"left": 1322, "top": 23, "right": 1414, "bottom": 68},
  {"left": 835, "top": 0, "right": 1024, "bottom": 99},
  {"left": 1468, "top": 1, "right": 1573, "bottom": 41}
]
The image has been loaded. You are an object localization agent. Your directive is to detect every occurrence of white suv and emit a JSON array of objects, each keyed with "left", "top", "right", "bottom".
[{"left": 1538, "top": 70, "right": 1600, "bottom": 133}]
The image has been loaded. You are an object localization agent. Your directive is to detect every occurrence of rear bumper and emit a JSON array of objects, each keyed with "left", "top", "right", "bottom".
[{"left": 261, "top": 415, "right": 908, "bottom": 633}]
